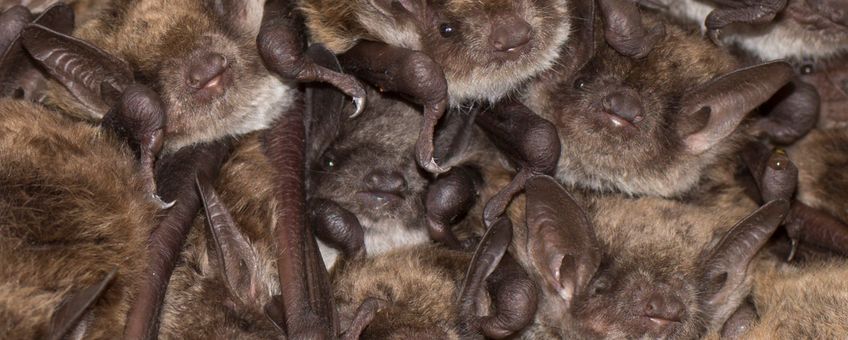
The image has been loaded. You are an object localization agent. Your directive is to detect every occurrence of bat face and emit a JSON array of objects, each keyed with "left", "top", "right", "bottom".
[
  {"left": 527, "top": 14, "right": 801, "bottom": 198},
  {"left": 567, "top": 255, "right": 699, "bottom": 339},
  {"left": 518, "top": 176, "right": 786, "bottom": 339},
  {"left": 422, "top": 0, "right": 571, "bottom": 103},
  {"left": 348, "top": 0, "right": 571, "bottom": 104},
  {"left": 308, "top": 93, "right": 430, "bottom": 255},
  {"left": 74, "top": 0, "right": 291, "bottom": 151},
  {"left": 534, "top": 23, "right": 737, "bottom": 197}
]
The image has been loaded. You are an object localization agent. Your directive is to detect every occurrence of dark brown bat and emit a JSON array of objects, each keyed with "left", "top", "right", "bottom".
[
  {"left": 259, "top": 0, "right": 572, "bottom": 173},
  {"left": 296, "top": 42, "right": 495, "bottom": 259},
  {"left": 14, "top": 0, "right": 300, "bottom": 205},
  {"left": 308, "top": 87, "right": 493, "bottom": 259},
  {"left": 0, "top": 98, "right": 158, "bottom": 338},
  {"left": 22, "top": 0, "right": 289, "bottom": 149},
  {"left": 525, "top": 10, "right": 794, "bottom": 198},
  {"left": 502, "top": 175, "right": 788, "bottom": 339}
]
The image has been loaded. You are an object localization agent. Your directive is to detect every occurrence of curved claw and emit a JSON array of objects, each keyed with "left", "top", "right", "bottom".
[
  {"left": 787, "top": 238, "right": 798, "bottom": 262},
  {"left": 351, "top": 96, "right": 366, "bottom": 118},
  {"left": 421, "top": 157, "right": 448, "bottom": 174},
  {"left": 417, "top": 101, "right": 450, "bottom": 174},
  {"left": 708, "top": 28, "right": 723, "bottom": 46},
  {"left": 150, "top": 193, "right": 176, "bottom": 209}
]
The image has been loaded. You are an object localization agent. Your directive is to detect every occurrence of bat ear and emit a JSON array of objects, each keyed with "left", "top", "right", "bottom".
[
  {"left": 524, "top": 175, "right": 600, "bottom": 307},
  {"left": 47, "top": 269, "right": 117, "bottom": 340},
  {"left": 196, "top": 177, "right": 267, "bottom": 308},
  {"left": 458, "top": 216, "right": 513, "bottom": 311},
  {"left": 698, "top": 199, "right": 788, "bottom": 325},
  {"left": 304, "top": 43, "right": 347, "bottom": 167},
  {"left": 207, "top": 0, "right": 263, "bottom": 35},
  {"left": 680, "top": 61, "right": 794, "bottom": 155},
  {"left": 0, "top": 3, "right": 74, "bottom": 100},
  {"left": 21, "top": 23, "right": 133, "bottom": 118},
  {"left": 562, "top": 0, "right": 596, "bottom": 74},
  {"left": 31, "top": 2, "right": 75, "bottom": 34}
]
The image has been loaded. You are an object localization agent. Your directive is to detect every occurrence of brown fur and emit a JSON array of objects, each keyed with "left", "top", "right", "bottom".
[
  {"left": 300, "top": 0, "right": 570, "bottom": 104},
  {"left": 331, "top": 245, "right": 473, "bottom": 340},
  {"left": 525, "top": 13, "right": 751, "bottom": 198},
  {"left": 0, "top": 99, "right": 156, "bottom": 338},
  {"left": 787, "top": 128, "right": 848, "bottom": 223},
  {"left": 703, "top": 254, "right": 848, "bottom": 339},
  {"left": 44, "top": 0, "right": 293, "bottom": 152}
]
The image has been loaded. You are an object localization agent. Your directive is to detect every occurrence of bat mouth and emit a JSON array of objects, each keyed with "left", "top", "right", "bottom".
[
  {"left": 355, "top": 191, "right": 404, "bottom": 210},
  {"left": 644, "top": 316, "right": 681, "bottom": 326},
  {"left": 491, "top": 42, "right": 532, "bottom": 62},
  {"left": 193, "top": 71, "right": 231, "bottom": 102},
  {"left": 592, "top": 110, "right": 640, "bottom": 132}
]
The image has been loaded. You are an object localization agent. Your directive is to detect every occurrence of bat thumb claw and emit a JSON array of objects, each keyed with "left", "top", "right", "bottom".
[
  {"left": 350, "top": 96, "right": 366, "bottom": 118},
  {"left": 787, "top": 238, "right": 798, "bottom": 262},
  {"left": 422, "top": 157, "right": 450, "bottom": 174},
  {"left": 708, "top": 28, "right": 723, "bottom": 46},
  {"left": 150, "top": 193, "right": 176, "bottom": 209}
]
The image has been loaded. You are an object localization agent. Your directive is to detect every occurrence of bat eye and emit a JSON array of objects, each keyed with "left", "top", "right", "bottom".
[
  {"left": 573, "top": 77, "right": 588, "bottom": 90},
  {"left": 799, "top": 63, "right": 814, "bottom": 75},
  {"left": 439, "top": 23, "right": 457, "bottom": 38},
  {"left": 320, "top": 152, "right": 338, "bottom": 171}
]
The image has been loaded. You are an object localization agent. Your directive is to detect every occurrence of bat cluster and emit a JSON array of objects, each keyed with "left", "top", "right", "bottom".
[{"left": 0, "top": 0, "right": 847, "bottom": 339}]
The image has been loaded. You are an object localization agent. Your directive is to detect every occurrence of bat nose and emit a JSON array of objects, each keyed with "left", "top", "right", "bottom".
[
  {"left": 186, "top": 52, "right": 229, "bottom": 91},
  {"left": 363, "top": 169, "right": 407, "bottom": 195},
  {"left": 490, "top": 16, "right": 532, "bottom": 52},
  {"left": 644, "top": 293, "right": 685, "bottom": 325},
  {"left": 357, "top": 170, "right": 407, "bottom": 210},
  {"left": 602, "top": 91, "right": 644, "bottom": 124}
]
